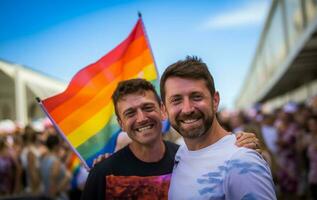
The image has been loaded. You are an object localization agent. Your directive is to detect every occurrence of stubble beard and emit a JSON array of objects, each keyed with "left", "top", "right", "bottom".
[{"left": 172, "top": 110, "right": 214, "bottom": 139}]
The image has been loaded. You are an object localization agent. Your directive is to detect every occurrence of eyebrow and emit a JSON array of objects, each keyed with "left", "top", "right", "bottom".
[
  {"left": 142, "top": 102, "right": 156, "bottom": 107},
  {"left": 191, "top": 91, "right": 204, "bottom": 96}
]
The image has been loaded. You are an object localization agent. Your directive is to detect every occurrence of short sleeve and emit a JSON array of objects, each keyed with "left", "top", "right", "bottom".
[{"left": 224, "top": 149, "right": 276, "bottom": 200}]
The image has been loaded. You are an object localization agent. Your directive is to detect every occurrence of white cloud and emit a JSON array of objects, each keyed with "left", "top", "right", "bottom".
[{"left": 201, "top": 1, "right": 271, "bottom": 30}]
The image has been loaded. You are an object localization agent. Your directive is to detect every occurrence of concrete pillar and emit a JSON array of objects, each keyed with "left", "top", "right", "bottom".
[{"left": 15, "top": 68, "right": 28, "bottom": 124}]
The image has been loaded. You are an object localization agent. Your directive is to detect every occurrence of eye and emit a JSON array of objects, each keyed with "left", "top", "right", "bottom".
[
  {"left": 143, "top": 104, "right": 155, "bottom": 112},
  {"left": 192, "top": 94, "right": 203, "bottom": 101},
  {"left": 123, "top": 110, "right": 136, "bottom": 118},
  {"left": 170, "top": 97, "right": 182, "bottom": 105}
]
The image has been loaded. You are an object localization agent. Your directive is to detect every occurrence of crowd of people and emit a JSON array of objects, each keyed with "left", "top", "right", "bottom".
[
  {"left": 216, "top": 97, "right": 317, "bottom": 200},
  {"left": 0, "top": 95, "right": 316, "bottom": 199},
  {"left": 0, "top": 121, "right": 85, "bottom": 200}
]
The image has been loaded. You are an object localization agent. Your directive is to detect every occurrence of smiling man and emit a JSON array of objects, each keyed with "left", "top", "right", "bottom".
[
  {"left": 81, "top": 78, "right": 262, "bottom": 200},
  {"left": 160, "top": 56, "right": 276, "bottom": 199},
  {"left": 81, "top": 79, "right": 177, "bottom": 200}
]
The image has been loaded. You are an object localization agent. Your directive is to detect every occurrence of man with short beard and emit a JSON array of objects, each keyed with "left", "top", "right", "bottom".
[{"left": 160, "top": 56, "right": 276, "bottom": 199}]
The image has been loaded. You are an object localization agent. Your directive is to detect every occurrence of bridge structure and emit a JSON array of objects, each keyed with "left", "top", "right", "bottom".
[{"left": 236, "top": 0, "right": 317, "bottom": 110}]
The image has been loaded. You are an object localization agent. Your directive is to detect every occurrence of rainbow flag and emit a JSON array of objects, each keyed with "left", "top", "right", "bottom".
[{"left": 39, "top": 17, "right": 158, "bottom": 169}]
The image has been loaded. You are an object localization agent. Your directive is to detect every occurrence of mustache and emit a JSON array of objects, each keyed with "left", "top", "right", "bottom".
[
  {"left": 133, "top": 119, "right": 155, "bottom": 127},
  {"left": 176, "top": 110, "right": 203, "bottom": 121}
]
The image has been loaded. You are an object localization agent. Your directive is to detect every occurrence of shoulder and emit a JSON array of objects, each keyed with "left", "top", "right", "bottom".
[
  {"left": 230, "top": 148, "right": 268, "bottom": 167},
  {"left": 224, "top": 148, "right": 276, "bottom": 199},
  {"left": 164, "top": 140, "right": 179, "bottom": 151},
  {"left": 227, "top": 148, "right": 272, "bottom": 178},
  {"left": 82, "top": 160, "right": 108, "bottom": 200},
  {"left": 164, "top": 140, "right": 179, "bottom": 157},
  {"left": 92, "top": 146, "right": 130, "bottom": 175},
  {"left": 83, "top": 150, "right": 127, "bottom": 198}
]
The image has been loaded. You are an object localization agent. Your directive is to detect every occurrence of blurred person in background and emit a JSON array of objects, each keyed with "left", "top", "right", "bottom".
[
  {"left": 306, "top": 115, "right": 317, "bottom": 200},
  {"left": 275, "top": 106, "right": 301, "bottom": 199},
  {"left": 40, "top": 134, "right": 71, "bottom": 200},
  {"left": 260, "top": 114, "right": 279, "bottom": 180},
  {"left": 261, "top": 114, "right": 278, "bottom": 156},
  {"left": 229, "top": 111, "right": 246, "bottom": 133},
  {"left": 20, "top": 126, "right": 43, "bottom": 195},
  {"left": 0, "top": 135, "right": 21, "bottom": 196},
  {"left": 7, "top": 132, "right": 23, "bottom": 195},
  {"left": 294, "top": 104, "right": 313, "bottom": 199},
  {"left": 308, "top": 95, "right": 317, "bottom": 115},
  {"left": 217, "top": 109, "right": 232, "bottom": 132}
]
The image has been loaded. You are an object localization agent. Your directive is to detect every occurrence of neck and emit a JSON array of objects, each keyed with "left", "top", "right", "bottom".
[
  {"left": 184, "top": 118, "right": 229, "bottom": 151},
  {"left": 129, "top": 138, "right": 165, "bottom": 162}
]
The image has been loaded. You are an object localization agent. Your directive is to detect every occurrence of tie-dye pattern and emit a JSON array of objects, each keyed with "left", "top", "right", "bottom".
[
  {"left": 197, "top": 159, "right": 270, "bottom": 198},
  {"left": 168, "top": 135, "right": 276, "bottom": 200}
]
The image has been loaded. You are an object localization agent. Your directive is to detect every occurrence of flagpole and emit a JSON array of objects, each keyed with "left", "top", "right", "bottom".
[
  {"left": 138, "top": 12, "right": 160, "bottom": 80},
  {"left": 36, "top": 97, "right": 90, "bottom": 170}
]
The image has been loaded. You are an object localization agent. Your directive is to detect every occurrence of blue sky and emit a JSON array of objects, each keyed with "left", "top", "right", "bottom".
[{"left": 0, "top": 0, "right": 271, "bottom": 109}]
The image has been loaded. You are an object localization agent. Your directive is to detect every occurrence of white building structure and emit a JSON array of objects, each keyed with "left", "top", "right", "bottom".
[{"left": 0, "top": 59, "right": 66, "bottom": 124}]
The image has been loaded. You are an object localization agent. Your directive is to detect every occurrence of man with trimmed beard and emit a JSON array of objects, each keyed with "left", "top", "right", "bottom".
[
  {"left": 81, "top": 78, "right": 261, "bottom": 199},
  {"left": 160, "top": 56, "right": 276, "bottom": 199}
]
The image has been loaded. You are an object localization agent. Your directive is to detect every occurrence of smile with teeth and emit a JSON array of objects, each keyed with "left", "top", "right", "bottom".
[
  {"left": 181, "top": 118, "right": 200, "bottom": 124},
  {"left": 136, "top": 125, "right": 154, "bottom": 132}
]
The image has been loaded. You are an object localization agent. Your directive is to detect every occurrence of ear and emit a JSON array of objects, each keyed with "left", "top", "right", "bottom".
[
  {"left": 160, "top": 103, "right": 168, "bottom": 120},
  {"left": 213, "top": 91, "right": 220, "bottom": 112}
]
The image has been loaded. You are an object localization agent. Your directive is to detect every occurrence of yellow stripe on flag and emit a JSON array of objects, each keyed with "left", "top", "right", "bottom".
[
  {"left": 133, "top": 63, "right": 157, "bottom": 81},
  {"left": 66, "top": 102, "right": 115, "bottom": 148}
]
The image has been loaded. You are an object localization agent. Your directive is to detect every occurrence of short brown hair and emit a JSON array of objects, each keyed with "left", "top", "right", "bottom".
[
  {"left": 160, "top": 56, "right": 215, "bottom": 102},
  {"left": 112, "top": 78, "right": 161, "bottom": 118}
]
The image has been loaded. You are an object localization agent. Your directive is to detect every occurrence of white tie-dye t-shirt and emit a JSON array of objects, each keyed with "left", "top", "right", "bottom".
[{"left": 168, "top": 134, "right": 276, "bottom": 200}]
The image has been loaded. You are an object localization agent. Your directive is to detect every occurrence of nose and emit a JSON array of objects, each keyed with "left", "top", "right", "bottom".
[
  {"left": 182, "top": 98, "right": 194, "bottom": 114},
  {"left": 136, "top": 109, "right": 147, "bottom": 123}
]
